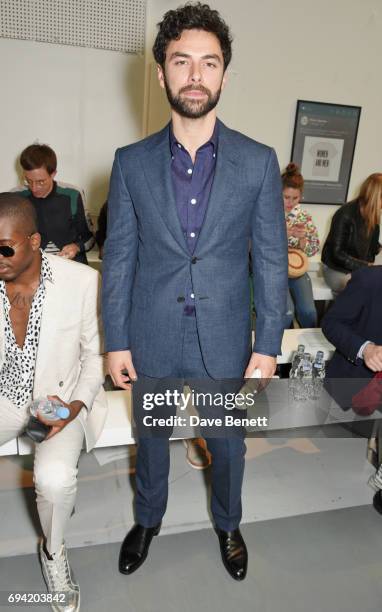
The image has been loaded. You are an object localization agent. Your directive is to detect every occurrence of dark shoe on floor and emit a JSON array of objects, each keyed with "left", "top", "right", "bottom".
[
  {"left": 119, "top": 523, "right": 161, "bottom": 575},
  {"left": 216, "top": 528, "right": 248, "bottom": 581},
  {"left": 373, "top": 491, "right": 382, "bottom": 515}
]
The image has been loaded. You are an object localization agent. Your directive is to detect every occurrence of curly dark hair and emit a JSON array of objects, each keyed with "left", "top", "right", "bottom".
[{"left": 153, "top": 2, "right": 232, "bottom": 70}]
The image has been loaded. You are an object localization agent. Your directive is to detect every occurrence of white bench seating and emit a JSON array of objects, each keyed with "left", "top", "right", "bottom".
[
  {"left": 278, "top": 328, "right": 334, "bottom": 364},
  {"left": 1, "top": 329, "right": 334, "bottom": 457},
  {"left": 309, "top": 271, "right": 334, "bottom": 301}
]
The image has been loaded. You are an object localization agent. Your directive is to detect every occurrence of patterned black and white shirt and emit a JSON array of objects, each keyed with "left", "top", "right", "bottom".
[{"left": 0, "top": 252, "right": 53, "bottom": 408}]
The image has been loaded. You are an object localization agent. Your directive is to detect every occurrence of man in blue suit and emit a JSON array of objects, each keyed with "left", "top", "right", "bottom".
[
  {"left": 322, "top": 266, "right": 382, "bottom": 514},
  {"left": 102, "top": 2, "right": 287, "bottom": 581}
]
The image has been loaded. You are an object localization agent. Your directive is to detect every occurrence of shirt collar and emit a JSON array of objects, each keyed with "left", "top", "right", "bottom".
[
  {"left": 169, "top": 120, "right": 219, "bottom": 157},
  {"left": 40, "top": 250, "right": 54, "bottom": 284}
]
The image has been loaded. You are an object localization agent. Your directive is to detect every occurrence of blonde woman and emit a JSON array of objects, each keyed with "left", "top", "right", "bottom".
[{"left": 322, "top": 173, "right": 382, "bottom": 293}]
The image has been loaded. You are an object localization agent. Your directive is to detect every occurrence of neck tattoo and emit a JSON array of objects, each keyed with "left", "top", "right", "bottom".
[{"left": 9, "top": 292, "right": 35, "bottom": 309}]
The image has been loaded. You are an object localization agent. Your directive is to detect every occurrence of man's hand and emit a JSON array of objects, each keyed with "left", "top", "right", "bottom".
[
  {"left": 37, "top": 395, "right": 84, "bottom": 440},
  {"left": 245, "top": 353, "right": 277, "bottom": 378},
  {"left": 107, "top": 350, "right": 137, "bottom": 390},
  {"left": 244, "top": 353, "right": 277, "bottom": 393},
  {"left": 363, "top": 343, "right": 382, "bottom": 372},
  {"left": 59, "top": 243, "right": 80, "bottom": 259}
]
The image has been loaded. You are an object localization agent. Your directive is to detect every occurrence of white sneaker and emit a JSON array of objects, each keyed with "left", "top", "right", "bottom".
[{"left": 39, "top": 542, "right": 80, "bottom": 612}]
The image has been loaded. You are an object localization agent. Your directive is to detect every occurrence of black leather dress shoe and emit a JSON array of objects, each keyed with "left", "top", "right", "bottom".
[
  {"left": 216, "top": 528, "right": 248, "bottom": 581},
  {"left": 373, "top": 491, "right": 382, "bottom": 515},
  {"left": 119, "top": 523, "right": 161, "bottom": 575}
]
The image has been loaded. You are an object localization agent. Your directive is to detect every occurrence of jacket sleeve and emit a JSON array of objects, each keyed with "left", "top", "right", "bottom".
[
  {"left": 368, "top": 225, "right": 381, "bottom": 259},
  {"left": 251, "top": 148, "right": 288, "bottom": 356},
  {"left": 95, "top": 202, "right": 108, "bottom": 248},
  {"left": 70, "top": 271, "right": 105, "bottom": 410},
  {"left": 101, "top": 149, "right": 138, "bottom": 352},
  {"left": 321, "top": 269, "right": 370, "bottom": 364},
  {"left": 329, "top": 211, "right": 370, "bottom": 272}
]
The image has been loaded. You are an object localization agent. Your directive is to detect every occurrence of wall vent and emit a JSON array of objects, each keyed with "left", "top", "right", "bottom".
[{"left": 0, "top": 0, "right": 146, "bottom": 54}]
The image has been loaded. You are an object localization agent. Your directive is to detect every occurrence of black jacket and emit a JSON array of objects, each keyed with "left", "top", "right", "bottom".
[
  {"left": 21, "top": 182, "right": 94, "bottom": 264},
  {"left": 321, "top": 199, "right": 380, "bottom": 273},
  {"left": 95, "top": 201, "right": 108, "bottom": 248}
]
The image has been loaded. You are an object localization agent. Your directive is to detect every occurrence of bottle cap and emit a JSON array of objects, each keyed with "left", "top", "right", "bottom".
[{"left": 56, "top": 406, "right": 70, "bottom": 419}]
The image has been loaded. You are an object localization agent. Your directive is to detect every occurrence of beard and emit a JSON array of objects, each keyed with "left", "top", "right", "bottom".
[{"left": 163, "top": 74, "right": 222, "bottom": 119}]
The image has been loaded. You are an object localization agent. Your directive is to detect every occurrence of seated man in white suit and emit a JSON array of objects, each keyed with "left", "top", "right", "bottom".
[{"left": 0, "top": 193, "right": 107, "bottom": 612}]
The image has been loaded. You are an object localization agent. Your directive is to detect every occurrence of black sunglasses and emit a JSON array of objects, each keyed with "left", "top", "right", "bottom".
[
  {"left": 0, "top": 237, "right": 31, "bottom": 258},
  {"left": 0, "top": 245, "right": 17, "bottom": 257}
]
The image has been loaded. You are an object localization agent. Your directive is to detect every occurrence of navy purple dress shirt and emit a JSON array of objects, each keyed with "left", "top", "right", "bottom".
[{"left": 170, "top": 122, "right": 218, "bottom": 314}]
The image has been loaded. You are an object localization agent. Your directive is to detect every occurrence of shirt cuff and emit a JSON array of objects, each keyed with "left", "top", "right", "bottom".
[{"left": 357, "top": 340, "right": 372, "bottom": 360}]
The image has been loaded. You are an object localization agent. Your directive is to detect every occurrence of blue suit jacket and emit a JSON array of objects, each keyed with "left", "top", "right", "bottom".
[
  {"left": 102, "top": 120, "right": 288, "bottom": 378},
  {"left": 322, "top": 266, "right": 382, "bottom": 380},
  {"left": 322, "top": 267, "right": 382, "bottom": 412}
]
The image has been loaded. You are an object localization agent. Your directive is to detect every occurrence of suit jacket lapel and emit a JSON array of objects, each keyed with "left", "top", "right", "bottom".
[
  {"left": 34, "top": 274, "right": 57, "bottom": 383},
  {"left": 140, "top": 124, "right": 189, "bottom": 254},
  {"left": 140, "top": 121, "right": 238, "bottom": 255},
  {"left": 195, "top": 121, "right": 238, "bottom": 252}
]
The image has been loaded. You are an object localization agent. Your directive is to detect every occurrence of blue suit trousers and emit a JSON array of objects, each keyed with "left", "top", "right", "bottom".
[{"left": 134, "top": 315, "right": 246, "bottom": 531}]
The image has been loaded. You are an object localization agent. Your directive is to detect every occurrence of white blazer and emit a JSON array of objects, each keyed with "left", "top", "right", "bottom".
[{"left": 0, "top": 253, "right": 108, "bottom": 451}]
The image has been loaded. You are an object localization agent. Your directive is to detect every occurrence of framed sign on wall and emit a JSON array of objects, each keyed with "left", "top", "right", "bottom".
[{"left": 291, "top": 100, "right": 361, "bottom": 204}]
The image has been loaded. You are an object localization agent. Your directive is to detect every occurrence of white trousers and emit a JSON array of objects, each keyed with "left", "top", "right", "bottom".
[{"left": 0, "top": 396, "right": 84, "bottom": 555}]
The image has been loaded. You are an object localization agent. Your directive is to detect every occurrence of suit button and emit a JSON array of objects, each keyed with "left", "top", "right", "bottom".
[
  {"left": 59, "top": 381, "right": 64, "bottom": 387},
  {"left": 191, "top": 257, "right": 198, "bottom": 264},
  {"left": 177, "top": 296, "right": 185, "bottom": 302}
]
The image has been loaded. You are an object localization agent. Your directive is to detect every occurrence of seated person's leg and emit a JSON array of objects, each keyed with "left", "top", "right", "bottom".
[
  {"left": 289, "top": 273, "right": 317, "bottom": 328},
  {"left": 34, "top": 415, "right": 84, "bottom": 605},
  {"left": 284, "top": 287, "right": 295, "bottom": 329},
  {"left": 0, "top": 395, "right": 29, "bottom": 446},
  {"left": 322, "top": 265, "right": 351, "bottom": 295}
]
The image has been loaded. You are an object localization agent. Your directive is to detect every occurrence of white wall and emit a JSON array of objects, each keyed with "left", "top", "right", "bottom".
[
  {"left": 0, "top": 37, "right": 145, "bottom": 215},
  {"left": 1, "top": 0, "right": 381, "bottom": 238},
  {"left": 145, "top": 0, "right": 382, "bottom": 243}
]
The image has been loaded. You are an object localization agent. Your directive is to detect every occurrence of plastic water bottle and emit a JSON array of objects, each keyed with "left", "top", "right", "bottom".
[
  {"left": 310, "top": 351, "right": 325, "bottom": 400},
  {"left": 290, "top": 344, "right": 305, "bottom": 378},
  {"left": 302, "top": 352, "right": 313, "bottom": 371},
  {"left": 292, "top": 352, "right": 312, "bottom": 402},
  {"left": 312, "top": 350, "right": 325, "bottom": 376},
  {"left": 299, "top": 353, "right": 313, "bottom": 401},
  {"left": 289, "top": 344, "right": 305, "bottom": 401},
  {"left": 30, "top": 398, "right": 70, "bottom": 422}
]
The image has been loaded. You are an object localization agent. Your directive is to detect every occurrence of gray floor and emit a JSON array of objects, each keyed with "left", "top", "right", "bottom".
[
  {"left": 0, "top": 437, "right": 381, "bottom": 611},
  {"left": 1, "top": 507, "right": 382, "bottom": 612}
]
